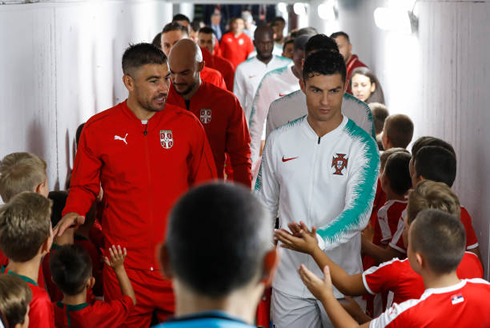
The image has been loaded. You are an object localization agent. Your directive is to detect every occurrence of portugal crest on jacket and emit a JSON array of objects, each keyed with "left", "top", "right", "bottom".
[
  {"left": 332, "top": 153, "right": 348, "bottom": 175},
  {"left": 160, "top": 130, "right": 173, "bottom": 149},
  {"left": 200, "top": 108, "right": 212, "bottom": 124}
]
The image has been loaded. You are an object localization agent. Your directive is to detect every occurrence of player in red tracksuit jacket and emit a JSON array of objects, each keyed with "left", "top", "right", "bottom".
[
  {"left": 55, "top": 43, "right": 217, "bottom": 328},
  {"left": 167, "top": 39, "right": 252, "bottom": 188}
]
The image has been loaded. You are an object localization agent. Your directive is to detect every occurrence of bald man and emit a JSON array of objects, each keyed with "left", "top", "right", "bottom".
[
  {"left": 161, "top": 22, "right": 227, "bottom": 90},
  {"left": 166, "top": 40, "right": 252, "bottom": 187},
  {"left": 233, "top": 25, "right": 292, "bottom": 124}
]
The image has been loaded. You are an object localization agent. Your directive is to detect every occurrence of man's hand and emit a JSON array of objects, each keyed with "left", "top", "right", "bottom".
[
  {"left": 104, "top": 245, "right": 127, "bottom": 271},
  {"left": 274, "top": 221, "right": 318, "bottom": 254},
  {"left": 53, "top": 212, "right": 85, "bottom": 237},
  {"left": 298, "top": 264, "right": 332, "bottom": 303}
]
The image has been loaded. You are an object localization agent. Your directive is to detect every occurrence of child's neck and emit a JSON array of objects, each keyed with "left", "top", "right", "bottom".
[
  {"left": 63, "top": 288, "right": 88, "bottom": 306},
  {"left": 423, "top": 271, "right": 461, "bottom": 290},
  {"left": 75, "top": 225, "right": 91, "bottom": 239},
  {"left": 7, "top": 256, "right": 42, "bottom": 283},
  {"left": 384, "top": 189, "right": 406, "bottom": 202}
]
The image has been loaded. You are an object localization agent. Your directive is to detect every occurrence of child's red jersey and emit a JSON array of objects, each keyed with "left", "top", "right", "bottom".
[
  {"left": 54, "top": 296, "right": 134, "bottom": 328},
  {"left": 370, "top": 279, "right": 490, "bottom": 327},
  {"left": 362, "top": 252, "right": 483, "bottom": 307}
]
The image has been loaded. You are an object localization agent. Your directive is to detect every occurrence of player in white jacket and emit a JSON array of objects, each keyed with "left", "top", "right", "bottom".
[{"left": 256, "top": 50, "right": 379, "bottom": 328}]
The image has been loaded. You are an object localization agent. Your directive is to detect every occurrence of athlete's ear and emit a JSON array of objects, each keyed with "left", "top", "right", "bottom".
[
  {"left": 197, "top": 61, "right": 205, "bottom": 73},
  {"left": 86, "top": 277, "right": 95, "bottom": 289},
  {"left": 261, "top": 247, "right": 280, "bottom": 286},
  {"left": 299, "top": 78, "right": 306, "bottom": 95},
  {"left": 158, "top": 243, "right": 174, "bottom": 279},
  {"left": 343, "top": 79, "right": 349, "bottom": 93},
  {"left": 123, "top": 74, "right": 134, "bottom": 92}
]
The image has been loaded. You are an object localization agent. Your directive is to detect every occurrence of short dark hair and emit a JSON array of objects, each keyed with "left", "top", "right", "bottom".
[
  {"left": 330, "top": 31, "right": 350, "bottom": 42},
  {"left": 384, "top": 114, "right": 414, "bottom": 149},
  {"left": 272, "top": 16, "right": 286, "bottom": 25},
  {"left": 48, "top": 191, "right": 68, "bottom": 228},
  {"left": 162, "top": 22, "right": 189, "bottom": 36},
  {"left": 172, "top": 14, "right": 190, "bottom": 24},
  {"left": 164, "top": 183, "right": 272, "bottom": 298},
  {"left": 122, "top": 43, "right": 167, "bottom": 76},
  {"left": 380, "top": 147, "right": 410, "bottom": 171},
  {"left": 152, "top": 32, "right": 162, "bottom": 49},
  {"left": 50, "top": 244, "right": 93, "bottom": 296},
  {"left": 282, "top": 39, "right": 294, "bottom": 52},
  {"left": 254, "top": 25, "right": 274, "bottom": 40},
  {"left": 296, "top": 27, "right": 318, "bottom": 37},
  {"left": 384, "top": 152, "right": 412, "bottom": 195},
  {"left": 411, "top": 137, "right": 456, "bottom": 159},
  {"left": 0, "top": 192, "right": 52, "bottom": 262},
  {"left": 369, "top": 103, "right": 389, "bottom": 135},
  {"left": 190, "top": 19, "right": 202, "bottom": 33},
  {"left": 303, "top": 50, "right": 346, "bottom": 82},
  {"left": 0, "top": 275, "right": 32, "bottom": 327},
  {"left": 305, "top": 34, "right": 339, "bottom": 57},
  {"left": 198, "top": 26, "right": 215, "bottom": 36},
  {"left": 410, "top": 209, "right": 465, "bottom": 274},
  {"left": 293, "top": 34, "right": 311, "bottom": 51},
  {"left": 75, "top": 123, "right": 85, "bottom": 147},
  {"left": 415, "top": 146, "right": 457, "bottom": 187}
]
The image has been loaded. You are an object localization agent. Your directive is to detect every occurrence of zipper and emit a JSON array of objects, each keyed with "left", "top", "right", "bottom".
[{"left": 143, "top": 122, "right": 155, "bottom": 270}]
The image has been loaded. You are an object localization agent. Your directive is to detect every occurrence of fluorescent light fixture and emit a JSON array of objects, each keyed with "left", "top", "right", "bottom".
[
  {"left": 318, "top": 3, "right": 335, "bottom": 20},
  {"left": 374, "top": 7, "right": 418, "bottom": 34},
  {"left": 278, "top": 2, "right": 288, "bottom": 14},
  {"left": 293, "top": 3, "right": 307, "bottom": 16}
]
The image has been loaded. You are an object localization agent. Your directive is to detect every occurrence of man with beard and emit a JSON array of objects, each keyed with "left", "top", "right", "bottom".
[
  {"left": 55, "top": 43, "right": 217, "bottom": 327},
  {"left": 166, "top": 39, "right": 252, "bottom": 187}
]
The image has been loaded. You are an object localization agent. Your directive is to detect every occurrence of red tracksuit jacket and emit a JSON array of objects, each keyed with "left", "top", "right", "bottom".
[
  {"left": 167, "top": 81, "right": 252, "bottom": 187},
  {"left": 63, "top": 101, "right": 217, "bottom": 271}
]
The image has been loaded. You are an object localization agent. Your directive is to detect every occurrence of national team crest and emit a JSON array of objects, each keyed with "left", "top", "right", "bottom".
[
  {"left": 331, "top": 153, "right": 348, "bottom": 175},
  {"left": 200, "top": 108, "right": 212, "bottom": 124},
  {"left": 160, "top": 130, "right": 173, "bottom": 149}
]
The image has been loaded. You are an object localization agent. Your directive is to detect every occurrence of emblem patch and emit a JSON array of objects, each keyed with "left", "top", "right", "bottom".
[
  {"left": 331, "top": 153, "right": 348, "bottom": 175},
  {"left": 160, "top": 130, "right": 173, "bottom": 149},
  {"left": 200, "top": 108, "right": 212, "bottom": 124}
]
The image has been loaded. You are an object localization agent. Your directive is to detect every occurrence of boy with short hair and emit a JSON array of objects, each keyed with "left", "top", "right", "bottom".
[
  {"left": 298, "top": 209, "right": 490, "bottom": 327},
  {"left": 381, "top": 114, "right": 414, "bottom": 150},
  {"left": 0, "top": 192, "right": 54, "bottom": 328},
  {"left": 51, "top": 244, "right": 136, "bottom": 327},
  {"left": 274, "top": 180, "right": 483, "bottom": 318},
  {"left": 0, "top": 275, "right": 32, "bottom": 328}
]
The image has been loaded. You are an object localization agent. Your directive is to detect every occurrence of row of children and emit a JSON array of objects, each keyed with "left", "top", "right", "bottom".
[{"left": 0, "top": 152, "right": 135, "bottom": 327}]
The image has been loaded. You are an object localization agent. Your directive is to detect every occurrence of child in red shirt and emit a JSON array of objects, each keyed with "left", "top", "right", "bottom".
[
  {"left": 0, "top": 192, "right": 55, "bottom": 328},
  {"left": 51, "top": 244, "right": 136, "bottom": 328},
  {"left": 0, "top": 275, "right": 32, "bottom": 328}
]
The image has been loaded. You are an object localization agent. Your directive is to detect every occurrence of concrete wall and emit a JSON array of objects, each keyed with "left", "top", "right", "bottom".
[{"left": 310, "top": 0, "right": 490, "bottom": 277}]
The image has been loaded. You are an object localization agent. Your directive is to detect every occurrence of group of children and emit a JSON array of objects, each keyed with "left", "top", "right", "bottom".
[
  {"left": 275, "top": 112, "right": 490, "bottom": 326},
  {"left": 0, "top": 152, "right": 135, "bottom": 327}
]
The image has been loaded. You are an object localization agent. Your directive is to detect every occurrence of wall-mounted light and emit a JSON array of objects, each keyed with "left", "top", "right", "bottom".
[
  {"left": 293, "top": 3, "right": 308, "bottom": 16},
  {"left": 374, "top": 7, "right": 418, "bottom": 34},
  {"left": 318, "top": 1, "right": 338, "bottom": 21},
  {"left": 278, "top": 2, "right": 288, "bottom": 15}
]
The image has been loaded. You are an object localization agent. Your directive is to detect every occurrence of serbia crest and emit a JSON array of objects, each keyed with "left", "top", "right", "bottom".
[
  {"left": 332, "top": 153, "right": 348, "bottom": 175},
  {"left": 160, "top": 130, "right": 173, "bottom": 149},
  {"left": 200, "top": 108, "right": 212, "bottom": 124}
]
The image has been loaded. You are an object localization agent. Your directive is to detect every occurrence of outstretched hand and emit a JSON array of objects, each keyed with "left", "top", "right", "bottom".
[
  {"left": 104, "top": 245, "right": 127, "bottom": 270},
  {"left": 298, "top": 264, "right": 332, "bottom": 303},
  {"left": 53, "top": 212, "right": 85, "bottom": 237},
  {"left": 274, "top": 221, "right": 318, "bottom": 254}
]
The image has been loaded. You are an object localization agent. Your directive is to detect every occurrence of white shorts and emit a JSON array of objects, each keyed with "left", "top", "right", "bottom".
[{"left": 271, "top": 288, "right": 334, "bottom": 328}]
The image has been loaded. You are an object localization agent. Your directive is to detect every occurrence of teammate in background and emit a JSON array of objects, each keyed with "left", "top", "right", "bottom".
[
  {"left": 197, "top": 27, "right": 235, "bottom": 92},
  {"left": 381, "top": 114, "right": 414, "bottom": 150},
  {"left": 249, "top": 34, "right": 312, "bottom": 177},
  {"left": 281, "top": 38, "right": 294, "bottom": 59},
  {"left": 54, "top": 43, "right": 216, "bottom": 327},
  {"left": 330, "top": 31, "right": 367, "bottom": 94},
  {"left": 297, "top": 209, "right": 490, "bottom": 327},
  {"left": 266, "top": 34, "right": 374, "bottom": 139},
  {"left": 233, "top": 25, "right": 292, "bottom": 123},
  {"left": 241, "top": 10, "right": 256, "bottom": 40},
  {"left": 257, "top": 50, "right": 379, "bottom": 328},
  {"left": 369, "top": 102, "right": 389, "bottom": 150},
  {"left": 0, "top": 192, "right": 54, "bottom": 328},
  {"left": 189, "top": 19, "right": 203, "bottom": 43},
  {"left": 161, "top": 22, "right": 227, "bottom": 90},
  {"left": 166, "top": 39, "right": 251, "bottom": 187},
  {"left": 275, "top": 180, "right": 483, "bottom": 323},
  {"left": 152, "top": 32, "right": 162, "bottom": 50},
  {"left": 0, "top": 275, "right": 32, "bottom": 328},
  {"left": 220, "top": 17, "right": 254, "bottom": 69},
  {"left": 171, "top": 14, "right": 191, "bottom": 33},
  {"left": 51, "top": 244, "right": 135, "bottom": 327},
  {"left": 155, "top": 182, "right": 278, "bottom": 328},
  {"left": 271, "top": 17, "right": 286, "bottom": 49}
]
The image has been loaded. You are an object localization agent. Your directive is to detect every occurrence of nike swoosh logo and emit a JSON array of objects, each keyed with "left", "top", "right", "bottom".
[
  {"left": 282, "top": 156, "right": 298, "bottom": 162},
  {"left": 279, "top": 93, "right": 286, "bottom": 97}
]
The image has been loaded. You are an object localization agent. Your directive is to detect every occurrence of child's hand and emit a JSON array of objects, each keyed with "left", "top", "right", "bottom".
[
  {"left": 298, "top": 264, "right": 332, "bottom": 303},
  {"left": 274, "top": 222, "right": 318, "bottom": 254},
  {"left": 104, "top": 245, "right": 127, "bottom": 270}
]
